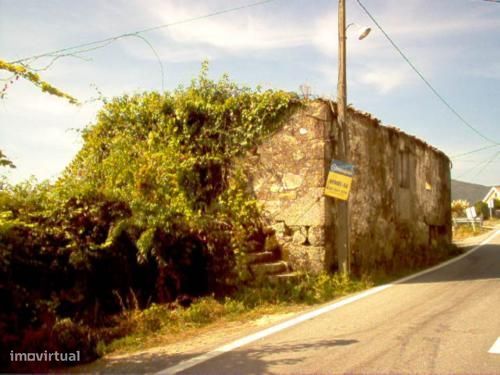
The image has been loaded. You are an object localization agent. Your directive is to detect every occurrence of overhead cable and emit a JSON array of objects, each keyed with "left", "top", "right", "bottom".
[
  {"left": 450, "top": 144, "right": 500, "bottom": 159},
  {"left": 471, "top": 150, "right": 500, "bottom": 178},
  {"left": 8, "top": 0, "right": 279, "bottom": 65},
  {"left": 455, "top": 150, "right": 500, "bottom": 179},
  {"left": 355, "top": 0, "right": 499, "bottom": 145}
]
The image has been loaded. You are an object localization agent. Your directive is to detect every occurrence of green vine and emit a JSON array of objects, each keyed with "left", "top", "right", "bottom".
[
  {"left": 0, "top": 65, "right": 300, "bottom": 357},
  {"left": 61, "top": 62, "right": 299, "bottom": 276},
  {"left": 0, "top": 59, "right": 78, "bottom": 104}
]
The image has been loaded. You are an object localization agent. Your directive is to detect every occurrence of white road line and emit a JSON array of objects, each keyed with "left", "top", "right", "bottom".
[
  {"left": 489, "top": 337, "right": 500, "bottom": 354},
  {"left": 156, "top": 230, "right": 500, "bottom": 375}
]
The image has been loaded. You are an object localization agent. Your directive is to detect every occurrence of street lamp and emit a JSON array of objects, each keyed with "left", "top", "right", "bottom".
[
  {"left": 335, "top": 0, "right": 371, "bottom": 275},
  {"left": 357, "top": 26, "right": 372, "bottom": 40},
  {"left": 346, "top": 23, "right": 372, "bottom": 40}
]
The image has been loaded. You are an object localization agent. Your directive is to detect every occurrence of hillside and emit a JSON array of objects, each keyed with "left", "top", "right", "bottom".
[{"left": 451, "top": 179, "right": 490, "bottom": 204}]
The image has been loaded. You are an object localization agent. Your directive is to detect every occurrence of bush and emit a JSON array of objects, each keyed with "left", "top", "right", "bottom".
[
  {"left": 451, "top": 199, "right": 469, "bottom": 218},
  {"left": 184, "top": 297, "right": 225, "bottom": 324},
  {"left": 474, "top": 201, "right": 489, "bottom": 219},
  {"left": 495, "top": 199, "right": 500, "bottom": 209},
  {"left": 51, "top": 319, "right": 98, "bottom": 362},
  {"left": 0, "top": 65, "right": 298, "bottom": 371}
]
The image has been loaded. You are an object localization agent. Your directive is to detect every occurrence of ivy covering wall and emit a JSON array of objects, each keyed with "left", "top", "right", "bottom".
[{"left": 0, "top": 65, "right": 298, "bottom": 370}]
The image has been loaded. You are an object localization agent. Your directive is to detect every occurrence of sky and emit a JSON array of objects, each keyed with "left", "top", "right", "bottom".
[{"left": 0, "top": 0, "right": 499, "bottom": 187}]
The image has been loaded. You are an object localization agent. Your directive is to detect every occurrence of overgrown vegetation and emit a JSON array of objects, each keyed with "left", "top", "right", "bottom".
[
  {"left": 2, "top": 63, "right": 477, "bottom": 372},
  {"left": 0, "top": 65, "right": 299, "bottom": 371},
  {"left": 451, "top": 199, "right": 469, "bottom": 218},
  {"left": 451, "top": 198, "right": 500, "bottom": 220},
  {"left": 101, "top": 272, "right": 372, "bottom": 354},
  {"left": 451, "top": 198, "right": 499, "bottom": 241},
  {"left": 452, "top": 225, "right": 490, "bottom": 241}
]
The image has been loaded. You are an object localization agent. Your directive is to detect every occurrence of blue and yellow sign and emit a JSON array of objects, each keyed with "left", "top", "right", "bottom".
[{"left": 324, "top": 160, "right": 354, "bottom": 201}]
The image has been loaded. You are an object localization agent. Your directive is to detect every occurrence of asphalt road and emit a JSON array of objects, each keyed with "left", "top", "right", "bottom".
[{"left": 165, "top": 230, "right": 500, "bottom": 374}]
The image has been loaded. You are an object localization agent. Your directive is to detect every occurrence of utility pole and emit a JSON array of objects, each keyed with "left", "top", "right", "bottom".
[{"left": 336, "top": 0, "right": 351, "bottom": 275}]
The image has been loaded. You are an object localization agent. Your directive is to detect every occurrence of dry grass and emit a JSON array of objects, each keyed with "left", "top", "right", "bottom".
[
  {"left": 452, "top": 225, "right": 490, "bottom": 241},
  {"left": 104, "top": 303, "right": 306, "bottom": 355},
  {"left": 483, "top": 217, "right": 500, "bottom": 227},
  {"left": 102, "top": 273, "right": 372, "bottom": 355},
  {"left": 99, "top": 238, "right": 477, "bottom": 358}
]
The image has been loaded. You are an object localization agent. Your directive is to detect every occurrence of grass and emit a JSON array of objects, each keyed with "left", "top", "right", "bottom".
[
  {"left": 452, "top": 225, "right": 491, "bottom": 241},
  {"left": 104, "top": 301, "right": 303, "bottom": 354},
  {"left": 484, "top": 217, "right": 500, "bottom": 227},
  {"left": 101, "top": 273, "right": 372, "bottom": 355},
  {"left": 100, "top": 241, "right": 474, "bottom": 357}
]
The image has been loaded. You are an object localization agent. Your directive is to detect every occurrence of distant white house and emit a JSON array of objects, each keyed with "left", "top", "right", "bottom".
[{"left": 483, "top": 185, "right": 500, "bottom": 202}]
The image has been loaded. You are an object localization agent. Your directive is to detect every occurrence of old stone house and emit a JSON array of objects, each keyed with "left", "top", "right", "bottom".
[{"left": 245, "top": 100, "right": 452, "bottom": 275}]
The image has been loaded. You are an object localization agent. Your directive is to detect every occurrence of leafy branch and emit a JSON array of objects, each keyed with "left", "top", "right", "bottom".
[
  {"left": 0, "top": 59, "right": 78, "bottom": 104},
  {"left": 0, "top": 150, "right": 15, "bottom": 169}
]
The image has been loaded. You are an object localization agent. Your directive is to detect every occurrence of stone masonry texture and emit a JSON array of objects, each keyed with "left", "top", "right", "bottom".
[{"left": 245, "top": 100, "right": 451, "bottom": 274}]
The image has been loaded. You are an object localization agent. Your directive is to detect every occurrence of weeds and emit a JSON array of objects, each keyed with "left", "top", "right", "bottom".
[
  {"left": 453, "top": 225, "right": 490, "bottom": 241},
  {"left": 77, "top": 242, "right": 469, "bottom": 357},
  {"left": 102, "top": 272, "right": 371, "bottom": 354},
  {"left": 234, "top": 272, "right": 371, "bottom": 307}
]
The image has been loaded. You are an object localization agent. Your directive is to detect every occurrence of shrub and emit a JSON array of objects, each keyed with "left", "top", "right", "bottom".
[
  {"left": 493, "top": 198, "right": 500, "bottom": 211},
  {"left": 451, "top": 199, "right": 469, "bottom": 218},
  {"left": 474, "top": 201, "right": 489, "bottom": 219},
  {"left": 51, "top": 319, "right": 98, "bottom": 362},
  {"left": 0, "top": 65, "right": 298, "bottom": 371},
  {"left": 184, "top": 297, "right": 225, "bottom": 325}
]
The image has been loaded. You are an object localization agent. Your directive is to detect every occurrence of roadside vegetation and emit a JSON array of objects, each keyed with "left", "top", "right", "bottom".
[
  {"left": 451, "top": 198, "right": 500, "bottom": 241},
  {"left": 452, "top": 225, "right": 490, "bottom": 241},
  {"left": 1, "top": 63, "right": 492, "bottom": 372},
  {"left": 104, "top": 241, "right": 463, "bottom": 355},
  {"left": 0, "top": 64, "right": 299, "bottom": 372},
  {"left": 103, "top": 273, "right": 372, "bottom": 354}
]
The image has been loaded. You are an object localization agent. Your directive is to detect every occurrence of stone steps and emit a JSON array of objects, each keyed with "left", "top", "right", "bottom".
[
  {"left": 245, "top": 232, "right": 296, "bottom": 284},
  {"left": 246, "top": 251, "right": 277, "bottom": 264},
  {"left": 268, "top": 271, "right": 302, "bottom": 284},
  {"left": 250, "top": 261, "right": 289, "bottom": 277}
]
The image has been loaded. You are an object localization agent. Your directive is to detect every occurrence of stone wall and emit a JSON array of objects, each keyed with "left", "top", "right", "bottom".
[
  {"left": 245, "top": 102, "right": 333, "bottom": 273},
  {"left": 246, "top": 100, "right": 451, "bottom": 274},
  {"left": 345, "top": 109, "right": 451, "bottom": 273}
]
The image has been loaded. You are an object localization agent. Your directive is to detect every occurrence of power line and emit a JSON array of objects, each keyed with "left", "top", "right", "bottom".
[
  {"left": 355, "top": 0, "right": 499, "bottom": 146},
  {"left": 455, "top": 150, "right": 500, "bottom": 179},
  {"left": 8, "top": 0, "right": 279, "bottom": 65},
  {"left": 471, "top": 150, "right": 500, "bottom": 178},
  {"left": 454, "top": 159, "right": 500, "bottom": 163},
  {"left": 450, "top": 144, "right": 500, "bottom": 159}
]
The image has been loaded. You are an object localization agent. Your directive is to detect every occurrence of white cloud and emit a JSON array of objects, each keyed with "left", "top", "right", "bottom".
[
  {"left": 2, "top": 0, "right": 499, "bottom": 184},
  {"left": 310, "top": 1, "right": 500, "bottom": 93},
  {"left": 316, "top": 60, "right": 416, "bottom": 95},
  {"left": 135, "top": 0, "right": 312, "bottom": 55},
  {"left": 357, "top": 66, "right": 413, "bottom": 94}
]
